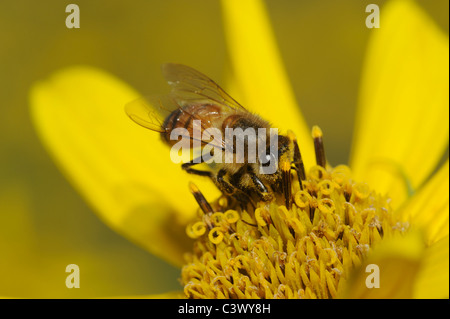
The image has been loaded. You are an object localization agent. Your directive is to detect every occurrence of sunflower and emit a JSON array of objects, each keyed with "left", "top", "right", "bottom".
[{"left": 30, "top": 0, "right": 448, "bottom": 298}]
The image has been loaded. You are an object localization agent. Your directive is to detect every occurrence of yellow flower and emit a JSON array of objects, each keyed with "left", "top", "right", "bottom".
[{"left": 30, "top": 0, "right": 448, "bottom": 298}]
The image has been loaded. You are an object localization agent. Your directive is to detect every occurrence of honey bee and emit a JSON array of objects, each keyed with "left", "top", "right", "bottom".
[{"left": 125, "top": 64, "right": 307, "bottom": 209}]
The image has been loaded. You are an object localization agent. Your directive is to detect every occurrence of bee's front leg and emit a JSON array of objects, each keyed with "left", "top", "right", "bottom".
[
  {"left": 216, "top": 168, "right": 255, "bottom": 209},
  {"left": 249, "top": 171, "right": 273, "bottom": 202},
  {"left": 182, "top": 155, "right": 214, "bottom": 178}
]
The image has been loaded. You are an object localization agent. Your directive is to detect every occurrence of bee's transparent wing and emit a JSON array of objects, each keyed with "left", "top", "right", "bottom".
[
  {"left": 162, "top": 63, "right": 246, "bottom": 112},
  {"left": 125, "top": 94, "right": 179, "bottom": 133},
  {"left": 125, "top": 94, "right": 226, "bottom": 152}
]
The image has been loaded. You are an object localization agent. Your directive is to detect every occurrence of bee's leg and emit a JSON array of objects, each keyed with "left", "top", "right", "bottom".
[
  {"left": 287, "top": 130, "right": 306, "bottom": 190},
  {"left": 182, "top": 155, "right": 213, "bottom": 178},
  {"left": 248, "top": 171, "right": 273, "bottom": 202},
  {"left": 217, "top": 168, "right": 255, "bottom": 209},
  {"left": 216, "top": 168, "right": 235, "bottom": 195}
]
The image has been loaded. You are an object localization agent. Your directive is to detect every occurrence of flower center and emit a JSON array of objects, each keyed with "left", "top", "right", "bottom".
[{"left": 181, "top": 128, "right": 406, "bottom": 299}]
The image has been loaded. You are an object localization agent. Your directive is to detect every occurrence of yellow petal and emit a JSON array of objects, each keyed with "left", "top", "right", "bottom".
[
  {"left": 221, "top": 0, "right": 315, "bottom": 167},
  {"left": 413, "top": 236, "right": 449, "bottom": 298},
  {"left": 397, "top": 160, "right": 449, "bottom": 245},
  {"left": 341, "top": 231, "right": 424, "bottom": 298},
  {"left": 350, "top": 0, "right": 449, "bottom": 208},
  {"left": 30, "top": 66, "right": 219, "bottom": 267}
]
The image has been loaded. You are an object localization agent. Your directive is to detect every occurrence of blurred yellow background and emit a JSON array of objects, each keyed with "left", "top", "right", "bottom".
[{"left": 0, "top": 0, "right": 448, "bottom": 298}]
